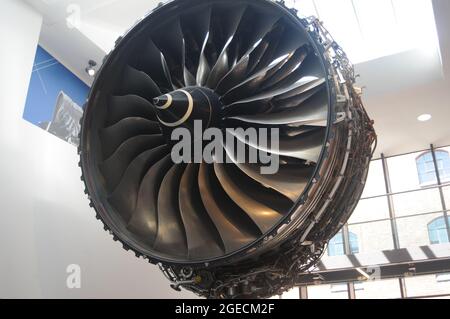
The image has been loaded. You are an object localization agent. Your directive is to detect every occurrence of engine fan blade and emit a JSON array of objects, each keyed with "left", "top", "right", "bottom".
[
  {"left": 154, "top": 164, "right": 188, "bottom": 258},
  {"left": 206, "top": 4, "right": 247, "bottom": 88},
  {"left": 179, "top": 164, "right": 225, "bottom": 258},
  {"left": 198, "top": 163, "right": 260, "bottom": 253},
  {"left": 100, "top": 118, "right": 161, "bottom": 159},
  {"left": 106, "top": 95, "right": 157, "bottom": 126},
  {"left": 127, "top": 154, "right": 173, "bottom": 247},
  {"left": 229, "top": 88, "right": 328, "bottom": 126},
  {"left": 118, "top": 66, "right": 161, "bottom": 101},
  {"left": 152, "top": 19, "right": 186, "bottom": 88},
  {"left": 225, "top": 76, "right": 324, "bottom": 109},
  {"left": 228, "top": 128, "right": 325, "bottom": 163},
  {"left": 214, "top": 163, "right": 284, "bottom": 233},
  {"left": 108, "top": 145, "right": 169, "bottom": 222},
  {"left": 100, "top": 135, "right": 166, "bottom": 192},
  {"left": 222, "top": 141, "right": 313, "bottom": 201},
  {"left": 220, "top": 53, "right": 291, "bottom": 104}
]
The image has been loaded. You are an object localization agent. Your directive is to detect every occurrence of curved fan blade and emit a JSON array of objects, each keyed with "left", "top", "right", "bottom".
[
  {"left": 261, "top": 46, "right": 309, "bottom": 90},
  {"left": 154, "top": 164, "right": 188, "bottom": 257},
  {"left": 273, "top": 84, "right": 325, "bottom": 111},
  {"left": 245, "top": 23, "right": 285, "bottom": 76},
  {"left": 100, "top": 135, "right": 165, "bottom": 191},
  {"left": 220, "top": 53, "right": 291, "bottom": 104},
  {"left": 214, "top": 18, "right": 284, "bottom": 94},
  {"left": 229, "top": 87, "right": 328, "bottom": 126},
  {"left": 206, "top": 4, "right": 247, "bottom": 88},
  {"left": 213, "top": 163, "right": 284, "bottom": 233},
  {"left": 134, "top": 39, "right": 174, "bottom": 91},
  {"left": 106, "top": 95, "right": 157, "bottom": 126},
  {"left": 228, "top": 128, "right": 325, "bottom": 163},
  {"left": 198, "top": 163, "right": 260, "bottom": 253},
  {"left": 269, "top": 51, "right": 324, "bottom": 94},
  {"left": 225, "top": 76, "right": 324, "bottom": 109},
  {"left": 182, "top": 38, "right": 197, "bottom": 87},
  {"left": 118, "top": 66, "right": 161, "bottom": 101},
  {"left": 214, "top": 51, "right": 251, "bottom": 94},
  {"left": 127, "top": 154, "right": 174, "bottom": 247},
  {"left": 206, "top": 36, "right": 232, "bottom": 89},
  {"left": 161, "top": 51, "right": 176, "bottom": 91},
  {"left": 196, "top": 32, "right": 211, "bottom": 86},
  {"left": 180, "top": 5, "right": 212, "bottom": 47},
  {"left": 222, "top": 141, "right": 313, "bottom": 201},
  {"left": 108, "top": 145, "right": 169, "bottom": 221},
  {"left": 100, "top": 118, "right": 161, "bottom": 159},
  {"left": 179, "top": 164, "right": 225, "bottom": 258},
  {"left": 152, "top": 19, "right": 186, "bottom": 88},
  {"left": 230, "top": 6, "right": 282, "bottom": 62},
  {"left": 179, "top": 5, "right": 212, "bottom": 86}
]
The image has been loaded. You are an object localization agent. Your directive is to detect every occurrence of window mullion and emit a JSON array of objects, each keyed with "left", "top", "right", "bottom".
[
  {"left": 382, "top": 153, "right": 401, "bottom": 249},
  {"left": 431, "top": 145, "right": 450, "bottom": 241}
]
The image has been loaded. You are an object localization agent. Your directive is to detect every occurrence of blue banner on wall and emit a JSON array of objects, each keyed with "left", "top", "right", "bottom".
[{"left": 23, "top": 45, "right": 89, "bottom": 146}]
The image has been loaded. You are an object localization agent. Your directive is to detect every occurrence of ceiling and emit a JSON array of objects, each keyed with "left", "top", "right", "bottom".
[
  {"left": 286, "top": 0, "right": 439, "bottom": 64},
  {"left": 23, "top": 0, "right": 450, "bottom": 157}
]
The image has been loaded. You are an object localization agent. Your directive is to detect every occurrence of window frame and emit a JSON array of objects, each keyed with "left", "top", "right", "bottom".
[
  {"left": 416, "top": 150, "right": 450, "bottom": 187},
  {"left": 328, "top": 231, "right": 359, "bottom": 256},
  {"left": 427, "top": 216, "right": 450, "bottom": 245}
]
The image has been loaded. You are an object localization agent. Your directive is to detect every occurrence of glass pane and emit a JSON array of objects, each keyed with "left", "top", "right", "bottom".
[
  {"left": 307, "top": 284, "right": 349, "bottom": 299},
  {"left": 420, "top": 296, "right": 450, "bottom": 299},
  {"left": 387, "top": 150, "right": 437, "bottom": 193},
  {"left": 436, "top": 146, "right": 450, "bottom": 184},
  {"left": 355, "top": 279, "right": 401, "bottom": 299},
  {"left": 428, "top": 217, "right": 450, "bottom": 245},
  {"left": 288, "top": 0, "right": 318, "bottom": 17},
  {"left": 362, "top": 160, "right": 386, "bottom": 198},
  {"left": 405, "top": 274, "right": 450, "bottom": 298},
  {"left": 396, "top": 213, "right": 447, "bottom": 248},
  {"left": 314, "top": 0, "right": 364, "bottom": 63},
  {"left": 327, "top": 232, "right": 345, "bottom": 256},
  {"left": 280, "top": 287, "right": 299, "bottom": 299},
  {"left": 353, "top": 0, "right": 398, "bottom": 60},
  {"left": 349, "top": 196, "right": 390, "bottom": 224},
  {"left": 348, "top": 220, "right": 394, "bottom": 253},
  {"left": 392, "top": 0, "right": 438, "bottom": 52},
  {"left": 444, "top": 186, "right": 450, "bottom": 208},
  {"left": 392, "top": 188, "right": 443, "bottom": 217}
]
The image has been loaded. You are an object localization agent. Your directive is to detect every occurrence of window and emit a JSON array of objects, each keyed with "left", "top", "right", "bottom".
[
  {"left": 388, "top": 151, "right": 431, "bottom": 192},
  {"left": 330, "top": 283, "right": 348, "bottom": 293},
  {"left": 288, "top": 0, "right": 439, "bottom": 64},
  {"left": 428, "top": 217, "right": 450, "bottom": 245},
  {"left": 436, "top": 273, "right": 450, "bottom": 283},
  {"left": 349, "top": 232, "right": 359, "bottom": 255},
  {"left": 328, "top": 232, "right": 359, "bottom": 256},
  {"left": 416, "top": 152, "right": 437, "bottom": 185},
  {"left": 436, "top": 151, "right": 450, "bottom": 182},
  {"left": 331, "top": 282, "right": 364, "bottom": 294},
  {"left": 416, "top": 151, "right": 450, "bottom": 185}
]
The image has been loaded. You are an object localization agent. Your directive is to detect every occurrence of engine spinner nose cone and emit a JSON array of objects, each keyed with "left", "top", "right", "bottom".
[
  {"left": 154, "top": 87, "right": 222, "bottom": 135},
  {"left": 153, "top": 94, "right": 173, "bottom": 109},
  {"left": 155, "top": 90, "right": 194, "bottom": 128}
]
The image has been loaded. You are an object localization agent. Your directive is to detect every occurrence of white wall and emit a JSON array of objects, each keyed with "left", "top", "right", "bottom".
[{"left": 0, "top": 0, "right": 191, "bottom": 299}]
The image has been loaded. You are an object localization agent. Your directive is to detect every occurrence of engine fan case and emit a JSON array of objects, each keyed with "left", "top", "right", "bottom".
[{"left": 79, "top": 0, "right": 376, "bottom": 298}]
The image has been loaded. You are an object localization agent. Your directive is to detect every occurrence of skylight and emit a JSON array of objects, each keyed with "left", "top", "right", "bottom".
[{"left": 286, "top": 0, "right": 439, "bottom": 64}]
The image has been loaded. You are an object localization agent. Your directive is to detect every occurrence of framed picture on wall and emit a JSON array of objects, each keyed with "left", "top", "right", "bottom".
[{"left": 23, "top": 45, "right": 89, "bottom": 146}]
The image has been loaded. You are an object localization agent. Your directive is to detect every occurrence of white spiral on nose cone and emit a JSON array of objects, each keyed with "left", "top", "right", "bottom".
[
  {"left": 155, "top": 94, "right": 173, "bottom": 110},
  {"left": 157, "top": 89, "right": 194, "bottom": 128}
]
